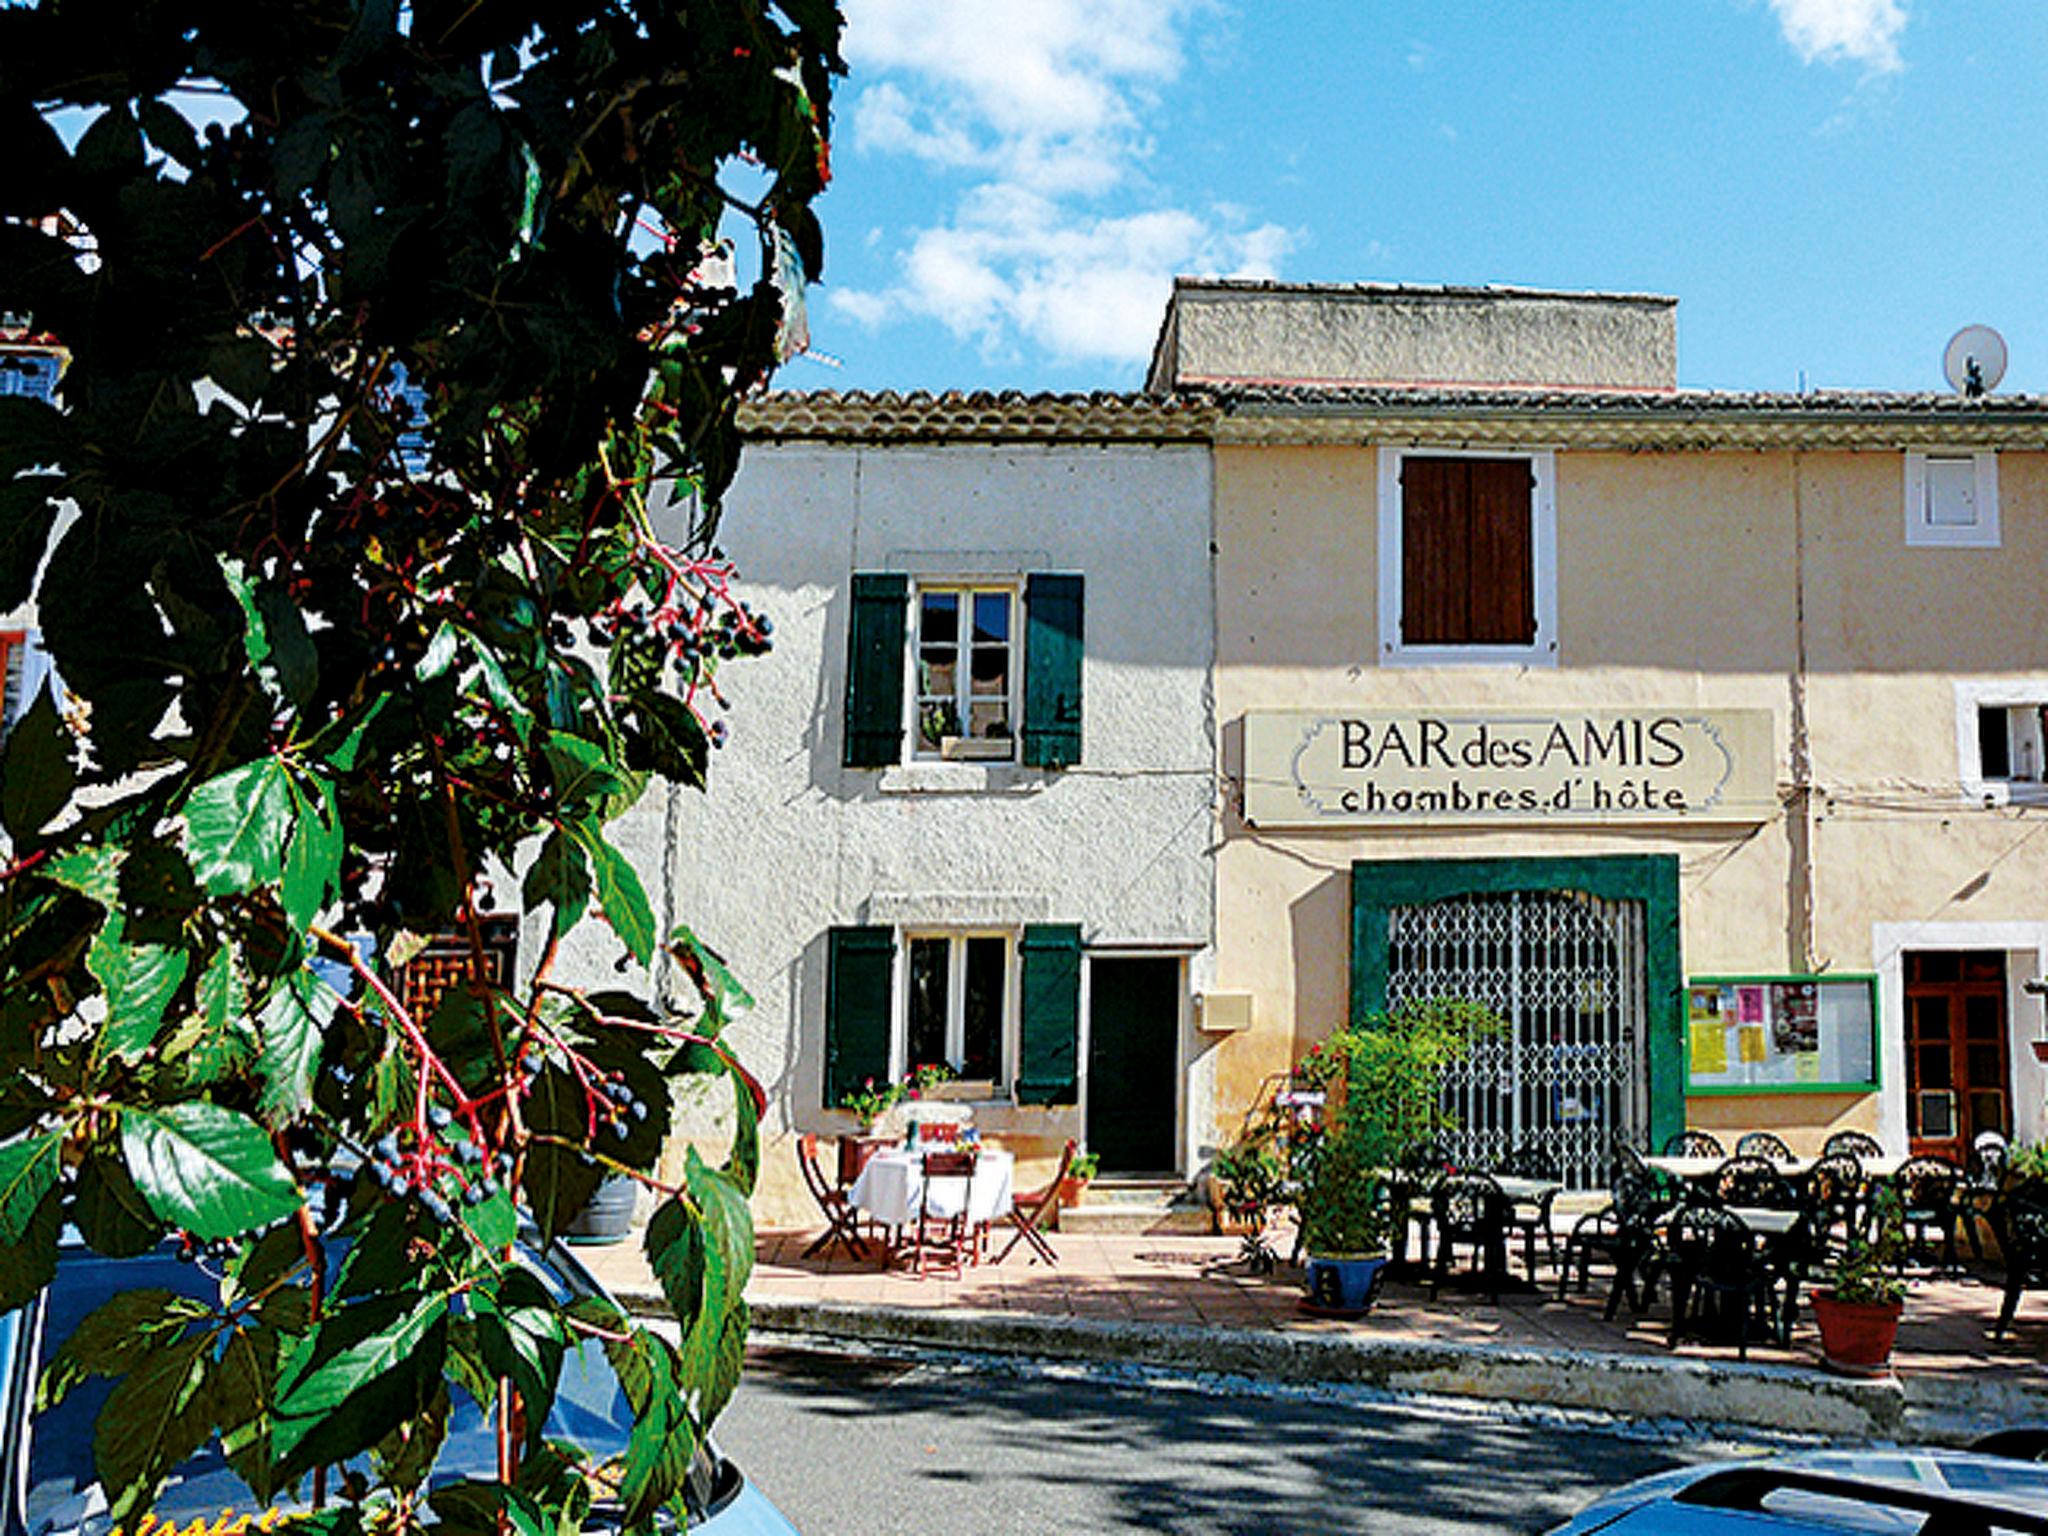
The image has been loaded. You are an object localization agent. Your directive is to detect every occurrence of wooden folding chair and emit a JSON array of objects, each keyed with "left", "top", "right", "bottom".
[
  {"left": 798, "top": 1133, "right": 869, "bottom": 1261},
  {"left": 912, "top": 1147, "right": 979, "bottom": 1278},
  {"left": 995, "top": 1139, "right": 1072, "bottom": 1266}
]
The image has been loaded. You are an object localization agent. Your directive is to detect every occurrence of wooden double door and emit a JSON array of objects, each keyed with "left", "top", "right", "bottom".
[{"left": 1903, "top": 950, "right": 2011, "bottom": 1162}]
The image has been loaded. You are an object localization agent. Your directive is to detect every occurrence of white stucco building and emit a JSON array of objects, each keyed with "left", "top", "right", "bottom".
[{"left": 640, "top": 394, "right": 1220, "bottom": 1224}]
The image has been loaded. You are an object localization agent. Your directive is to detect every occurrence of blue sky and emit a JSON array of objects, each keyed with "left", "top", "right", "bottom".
[{"left": 785, "top": 1, "right": 2048, "bottom": 396}]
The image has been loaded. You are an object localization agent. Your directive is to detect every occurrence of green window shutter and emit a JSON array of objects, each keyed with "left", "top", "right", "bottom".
[
  {"left": 1016, "top": 923, "right": 1082, "bottom": 1105},
  {"left": 843, "top": 573, "right": 908, "bottom": 767},
  {"left": 825, "top": 926, "right": 894, "bottom": 1109},
  {"left": 1022, "top": 573, "right": 1083, "bottom": 768}
]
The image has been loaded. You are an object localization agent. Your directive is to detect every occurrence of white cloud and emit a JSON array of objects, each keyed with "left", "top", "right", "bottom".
[
  {"left": 844, "top": 188, "right": 1290, "bottom": 364},
  {"left": 833, "top": 0, "right": 1298, "bottom": 369},
  {"left": 1767, "top": 0, "right": 1907, "bottom": 73}
]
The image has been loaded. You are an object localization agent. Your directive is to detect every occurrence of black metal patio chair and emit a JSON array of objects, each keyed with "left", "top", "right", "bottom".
[
  {"left": 1713, "top": 1155, "right": 1798, "bottom": 1212},
  {"left": 1991, "top": 1179, "right": 2048, "bottom": 1341},
  {"left": 1822, "top": 1129, "right": 1883, "bottom": 1161},
  {"left": 1734, "top": 1130, "right": 1796, "bottom": 1164},
  {"left": 1662, "top": 1129, "right": 1726, "bottom": 1158},
  {"left": 1891, "top": 1154, "right": 1966, "bottom": 1274},
  {"left": 1665, "top": 1204, "right": 1784, "bottom": 1360},
  {"left": 1428, "top": 1173, "right": 1510, "bottom": 1305}
]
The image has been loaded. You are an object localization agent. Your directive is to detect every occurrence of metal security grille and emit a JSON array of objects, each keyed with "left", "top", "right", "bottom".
[{"left": 1387, "top": 889, "right": 1647, "bottom": 1188}]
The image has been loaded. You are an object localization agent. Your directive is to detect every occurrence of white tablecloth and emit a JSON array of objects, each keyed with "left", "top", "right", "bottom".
[{"left": 848, "top": 1148, "right": 1014, "bottom": 1227}]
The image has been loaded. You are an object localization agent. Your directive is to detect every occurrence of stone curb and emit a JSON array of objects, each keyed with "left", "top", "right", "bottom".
[{"left": 619, "top": 1286, "right": 2042, "bottom": 1443}]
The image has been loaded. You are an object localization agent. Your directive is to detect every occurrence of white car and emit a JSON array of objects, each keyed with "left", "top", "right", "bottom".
[{"left": 1545, "top": 1435, "right": 2048, "bottom": 1534}]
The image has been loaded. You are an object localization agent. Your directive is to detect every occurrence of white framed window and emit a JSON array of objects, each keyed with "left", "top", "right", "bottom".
[
  {"left": 1905, "top": 451, "right": 1999, "bottom": 549},
  {"left": 1376, "top": 446, "right": 1558, "bottom": 667},
  {"left": 912, "top": 583, "right": 1017, "bottom": 760},
  {"left": 900, "top": 931, "right": 1012, "bottom": 1085},
  {"left": 1954, "top": 679, "right": 2048, "bottom": 804}
]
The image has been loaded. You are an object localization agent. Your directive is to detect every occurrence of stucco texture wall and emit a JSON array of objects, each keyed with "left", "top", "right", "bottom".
[
  {"left": 1211, "top": 443, "right": 2048, "bottom": 1159},
  {"left": 611, "top": 442, "right": 1216, "bottom": 1224}
]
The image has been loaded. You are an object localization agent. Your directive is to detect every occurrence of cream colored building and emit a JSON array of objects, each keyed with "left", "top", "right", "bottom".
[{"left": 1171, "top": 278, "right": 2048, "bottom": 1183}]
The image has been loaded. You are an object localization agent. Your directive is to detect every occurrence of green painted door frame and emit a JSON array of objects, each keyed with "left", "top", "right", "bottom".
[{"left": 1348, "top": 854, "right": 1685, "bottom": 1152}]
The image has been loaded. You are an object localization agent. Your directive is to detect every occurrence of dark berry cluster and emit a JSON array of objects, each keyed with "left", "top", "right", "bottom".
[
  {"left": 591, "top": 1069, "right": 650, "bottom": 1143},
  {"left": 365, "top": 1120, "right": 507, "bottom": 1227}
]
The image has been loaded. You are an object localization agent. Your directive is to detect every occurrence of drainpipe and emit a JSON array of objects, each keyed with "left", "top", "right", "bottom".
[{"left": 1786, "top": 450, "right": 1818, "bottom": 973}]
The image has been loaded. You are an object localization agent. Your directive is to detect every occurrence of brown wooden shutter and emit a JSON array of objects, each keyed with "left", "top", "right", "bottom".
[
  {"left": 1466, "top": 457, "right": 1536, "bottom": 644},
  {"left": 1400, "top": 456, "right": 1466, "bottom": 644},
  {"left": 1400, "top": 456, "right": 1534, "bottom": 646}
]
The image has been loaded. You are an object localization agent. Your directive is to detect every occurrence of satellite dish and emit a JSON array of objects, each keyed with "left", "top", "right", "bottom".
[{"left": 1943, "top": 325, "right": 2007, "bottom": 397}]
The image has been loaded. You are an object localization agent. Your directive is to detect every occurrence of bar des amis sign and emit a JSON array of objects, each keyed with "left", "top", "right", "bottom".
[{"left": 1243, "top": 709, "right": 1776, "bottom": 828}]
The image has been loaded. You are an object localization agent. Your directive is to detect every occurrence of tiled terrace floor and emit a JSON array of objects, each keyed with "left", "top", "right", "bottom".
[{"left": 581, "top": 1222, "right": 2048, "bottom": 1389}]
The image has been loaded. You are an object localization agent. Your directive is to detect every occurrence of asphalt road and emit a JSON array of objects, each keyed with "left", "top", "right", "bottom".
[{"left": 715, "top": 1344, "right": 1753, "bottom": 1536}]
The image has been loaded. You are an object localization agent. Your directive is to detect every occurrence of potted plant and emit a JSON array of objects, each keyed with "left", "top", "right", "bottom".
[
  {"left": 1210, "top": 1135, "right": 1286, "bottom": 1271},
  {"left": 1295, "top": 998, "right": 1497, "bottom": 1317},
  {"left": 837, "top": 1077, "right": 902, "bottom": 1184},
  {"left": 1812, "top": 1184, "right": 1907, "bottom": 1375},
  {"left": 1058, "top": 1151, "right": 1100, "bottom": 1208}
]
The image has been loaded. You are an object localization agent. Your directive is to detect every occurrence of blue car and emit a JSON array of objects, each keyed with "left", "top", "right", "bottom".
[
  {"left": 1545, "top": 1436, "right": 2048, "bottom": 1534},
  {"left": 8, "top": 1240, "right": 798, "bottom": 1536}
]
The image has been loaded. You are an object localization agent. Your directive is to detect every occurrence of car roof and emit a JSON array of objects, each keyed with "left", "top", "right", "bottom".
[{"left": 1594, "top": 1449, "right": 2048, "bottom": 1533}]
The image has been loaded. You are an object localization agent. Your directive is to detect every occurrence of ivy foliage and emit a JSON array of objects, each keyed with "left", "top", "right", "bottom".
[{"left": 0, "top": 2, "right": 839, "bottom": 1531}]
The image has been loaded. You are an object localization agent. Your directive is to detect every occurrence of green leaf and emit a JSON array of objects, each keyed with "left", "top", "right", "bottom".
[
  {"left": 88, "top": 916, "right": 190, "bottom": 1061},
  {"left": 666, "top": 924, "right": 753, "bottom": 1031},
  {"left": 520, "top": 1066, "right": 602, "bottom": 1242},
  {"left": 221, "top": 557, "right": 316, "bottom": 708},
  {"left": 187, "top": 943, "right": 254, "bottom": 1083},
  {"left": 94, "top": 1332, "right": 213, "bottom": 1527},
  {"left": 205, "top": 335, "right": 277, "bottom": 409},
  {"left": 1, "top": 681, "right": 74, "bottom": 845},
  {"left": 272, "top": 1292, "right": 449, "bottom": 1477},
  {"left": 466, "top": 1185, "right": 517, "bottom": 1250},
  {"left": 212, "top": 1320, "right": 284, "bottom": 1502},
  {"left": 138, "top": 97, "right": 202, "bottom": 167},
  {"left": 599, "top": 1325, "right": 697, "bottom": 1526},
  {"left": 543, "top": 730, "right": 626, "bottom": 811},
  {"left": 40, "top": 1288, "right": 208, "bottom": 1410},
  {"left": 122, "top": 1101, "right": 302, "bottom": 1240},
  {"left": 181, "top": 756, "right": 294, "bottom": 897},
  {"left": 0, "top": 1130, "right": 59, "bottom": 1312},
  {"left": 43, "top": 844, "right": 124, "bottom": 907},
  {"left": 521, "top": 831, "right": 589, "bottom": 940},
  {"left": 256, "top": 969, "right": 334, "bottom": 1123},
  {"left": 317, "top": 695, "right": 388, "bottom": 772},
  {"left": 626, "top": 691, "right": 707, "bottom": 789},
  {"left": 0, "top": 474, "right": 62, "bottom": 611},
  {"left": 419, "top": 620, "right": 460, "bottom": 680},
  {"left": 465, "top": 646, "right": 528, "bottom": 737},
  {"left": 566, "top": 820, "right": 653, "bottom": 967},
  {"left": 74, "top": 1148, "right": 166, "bottom": 1258},
  {"left": 472, "top": 1267, "right": 564, "bottom": 1451},
  {"left": 280, "top": 777, "right": 342, "bottom": 932}
]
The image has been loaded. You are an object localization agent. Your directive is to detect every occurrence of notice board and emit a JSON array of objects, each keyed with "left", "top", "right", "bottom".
[{"left": 1685, "top": 974, "right": 1878, "bottom": 1094}]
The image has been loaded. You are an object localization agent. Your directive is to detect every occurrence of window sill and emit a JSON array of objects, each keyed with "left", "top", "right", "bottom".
[
  {"left": 1963, "top": 779, "right": 2048, "bottom": 808},
  {"left": 1380, "top": 642, "right": 1558, "bottom": 669},
  {"left": 878, "top": 762, "right": 1051, "bottom": 795}
]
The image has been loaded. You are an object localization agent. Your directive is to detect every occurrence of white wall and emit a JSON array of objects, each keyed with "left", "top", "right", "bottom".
[{"left": 593, "top": 442, "right": 1217, "bottom": 1214}]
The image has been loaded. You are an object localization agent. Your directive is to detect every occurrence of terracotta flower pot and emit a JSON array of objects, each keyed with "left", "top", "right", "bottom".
[
  {"left": 1058, "top": 1174, "right": 1091, "bottom": 1209},
  {"left": 1812, "top": 1291, "right": 1904, "bottom": 1376},
  {"left": 2031, "top": 1039, "right": 2048, "bottom": 1064}
]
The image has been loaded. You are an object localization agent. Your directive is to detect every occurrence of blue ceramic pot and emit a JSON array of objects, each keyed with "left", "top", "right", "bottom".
[{"left": 1302, "top": 1254, "right": 1388, "bottom": 1317}]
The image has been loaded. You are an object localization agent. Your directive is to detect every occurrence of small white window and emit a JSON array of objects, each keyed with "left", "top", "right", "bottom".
[
  {"left": 913, "top": 584, "right": 1017, "bottom": 760},
  {"left": 902, "top": 931, "right": 1011, "bottom": 1085},
  {"left": 1954, "top": 681, "right": 2048, "bottom": 803},
  {"left": 1905, "top": 451, "right": 1999, "bottom": 548}
]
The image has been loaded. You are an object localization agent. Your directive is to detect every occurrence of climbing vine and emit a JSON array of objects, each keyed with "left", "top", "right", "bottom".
[{"left": 0, "top": 1, "right": 839, "bottom": 1531}]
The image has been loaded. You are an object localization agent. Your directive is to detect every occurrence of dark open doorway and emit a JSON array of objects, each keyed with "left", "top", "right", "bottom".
[{"left": 1085, "top": 956, "right": 1181, "bottom": 1175}]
